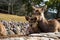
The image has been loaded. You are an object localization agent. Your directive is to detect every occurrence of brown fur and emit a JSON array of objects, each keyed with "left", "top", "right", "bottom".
[
  {"left": 32, "top": 6, "right": 60, "bottom": 33},
  {"left": 37, "top": 19, "right": 60, "bottom": 32},
  {"left": 0, "top": 23, "right": 7, "bottom": 36},
  {"left": 56, "top": 18, "right": 60, "bottom": 22},
  {"left": 25, "top": 16, "right": 40, "bottom": 33}
]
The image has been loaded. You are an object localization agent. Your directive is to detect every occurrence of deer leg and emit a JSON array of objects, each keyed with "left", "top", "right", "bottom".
[{"left": 54, "top": 28, "right": 58, "bottom": 33}]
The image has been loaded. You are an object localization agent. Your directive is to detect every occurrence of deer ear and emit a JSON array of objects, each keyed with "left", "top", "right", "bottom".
[
  {"left": 32, "top": 6, "right": 38, "bottom": 10},
  {"left": 25, "top": 16, "right": 30, "bottom": 21}
]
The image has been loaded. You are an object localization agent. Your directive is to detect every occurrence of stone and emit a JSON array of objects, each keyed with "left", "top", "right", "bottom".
[{"left": 7, "top": 30, "right": 15, "bottom": 35}]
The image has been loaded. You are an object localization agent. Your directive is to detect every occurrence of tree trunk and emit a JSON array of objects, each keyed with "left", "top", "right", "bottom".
[
  {"left": 8, "top": 3, "right": 10, "bottom": 14},
  {"left": 12, "top": 4, "right": 14, "bottom": 14}
]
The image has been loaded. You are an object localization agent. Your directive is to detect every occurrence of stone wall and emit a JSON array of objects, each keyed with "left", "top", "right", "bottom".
[{"left": 0, "top": 20, "right": 60, "bottom": 40}]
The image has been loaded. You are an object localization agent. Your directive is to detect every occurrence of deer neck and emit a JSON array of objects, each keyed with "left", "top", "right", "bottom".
[{"left": 40, "top": 12, "right": 48, "bottom": 24}]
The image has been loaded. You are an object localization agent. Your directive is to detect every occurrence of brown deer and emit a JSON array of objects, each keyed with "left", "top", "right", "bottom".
[
  {"left": 0, "top": 22, "right": 8, "bottom": 36},
  {"left": 25, "top": 16, "right": 40, "bottom": 34},
  {"left": 55, "top": 18, "right": 60, "bottom": 22},
  {"left": 32, "top": 6, "right": 60, "bottom": 33}
]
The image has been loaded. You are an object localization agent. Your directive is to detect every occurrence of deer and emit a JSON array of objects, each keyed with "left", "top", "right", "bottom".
[
  {"left": 55, "top": 18, "right": 60, "bottom": 22},
  {"left": 25, "top": 16, "right": 41, "bottom": 34},
  {"left": 0, "top": 22, "right": 8, "bottom": 36},
  {"left": 32, "top": 6, "right": 60, "bottom": 33}
]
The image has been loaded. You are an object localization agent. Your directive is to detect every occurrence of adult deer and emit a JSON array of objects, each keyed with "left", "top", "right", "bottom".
[{"left": 32, "top": 6, "right": 60, "bottom": 33}]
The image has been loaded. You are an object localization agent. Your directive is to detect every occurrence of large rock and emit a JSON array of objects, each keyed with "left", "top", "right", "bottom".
[{"left": 0, "top": 33, "right": 60, "bottom": 40}]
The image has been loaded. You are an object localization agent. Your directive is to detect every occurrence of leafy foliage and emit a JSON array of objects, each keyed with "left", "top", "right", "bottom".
[{"left": 0, "top": 0, "right": 60, "bottom": 17}]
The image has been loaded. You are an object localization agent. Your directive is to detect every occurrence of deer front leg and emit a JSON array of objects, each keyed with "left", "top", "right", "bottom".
[{"left": 54, "top": 27, "right": 58, "bottom": 33}]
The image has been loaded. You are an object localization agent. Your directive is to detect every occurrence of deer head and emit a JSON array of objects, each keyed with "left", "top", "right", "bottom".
[
  {"left": 25, "top": 16, "right": 40, "bottom": 33},
  {"left": 32, "top": 6, "right": 46, "bottom": 21}
]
